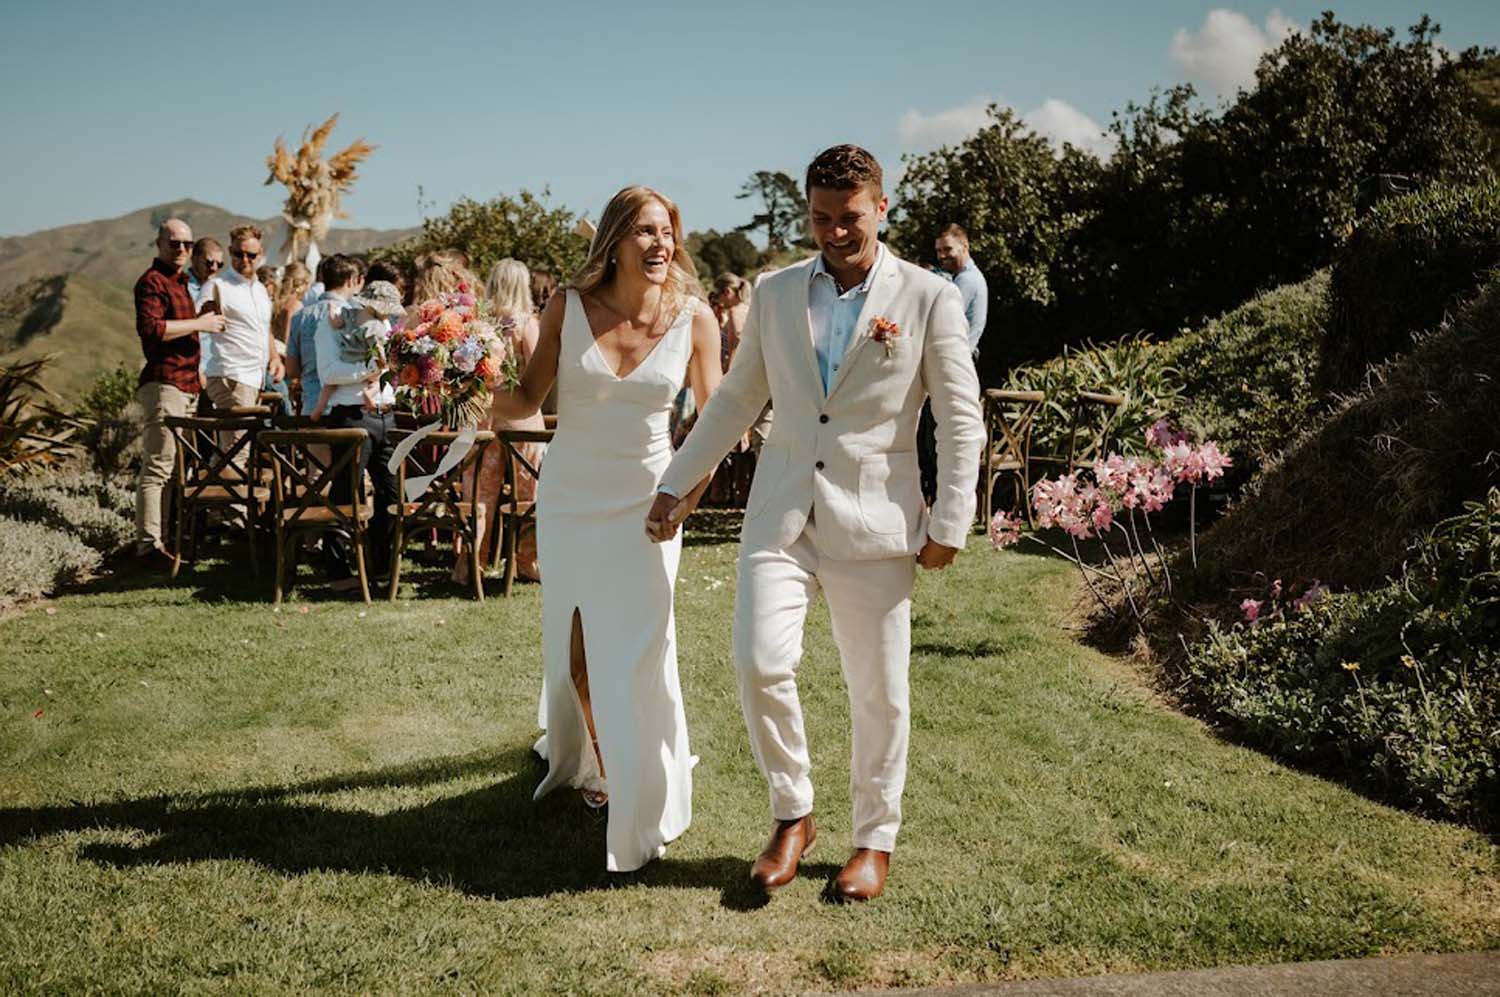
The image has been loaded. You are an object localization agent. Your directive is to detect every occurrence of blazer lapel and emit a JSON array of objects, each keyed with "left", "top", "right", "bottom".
[
  {"left": 826, "top": 249, "right": 903, "bottom": 400},
  {"left": 794, "top": 259, "right": 826, "bottom": 401}
]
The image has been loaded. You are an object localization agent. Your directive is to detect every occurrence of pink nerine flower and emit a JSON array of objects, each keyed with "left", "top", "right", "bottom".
[
  {"left": 1162, "top": 440, "right": 1204, "bottom": 484},
  {"left": 1292, "top": 581, "right": 1327, "bottom": 612},
  {"left": 1091, "top": 502, "right": 1114, "bottom": 532},
  {"left": 1197, "top": 441, "right": 1232, "bottom": 481},
  {"left": 1241, "top": 598, "right": 1262, "bottom": 623},
  {"left": 989, "top": 511, "right": 1023, "bottom": 549},
  {"left": 1146, "top": 418, "right": 1188, "bottom": 449}
]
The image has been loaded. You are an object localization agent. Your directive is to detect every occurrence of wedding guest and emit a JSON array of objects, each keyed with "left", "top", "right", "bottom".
[
  {"left": 465, "top": 258, "right": 548, "bottom": 583},
  {"left": 410, "top": 249, "right": 477, "bottom": 304},
  {"left": 200, "top": 225, "right": 282, "bottom": 411},
  {"left": 132, "top": 218, "right": 224, "bottom": 563},
  {"left": 922, "top": 223, "right": 990, "bottom": 501},
  {"left": 712, "top": 272, "right": 751, "bottom": 372},
  {"left": 934, "top": 224, "right": 988, "bottom": 357},
  {"left": 529, "top": 268, "right": 558, "bottom": 312},
  {"left": 287, "top": 254, "right": 363, "bottom": 416},
  {"left": 263, "top": 261, "right": 311, "bottom": 415},
  {"left": 314, "top": 259, "right": 397, "bottom": 591},
  {"left": 187, "top": 237, "right": 225, "bottom": 395}
]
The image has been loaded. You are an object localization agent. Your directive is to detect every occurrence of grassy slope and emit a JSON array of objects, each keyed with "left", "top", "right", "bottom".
[
  {"left": 0, "top": 274, "right": 138, "bottom": 399},
  {"left": 0, "top": 521, "right": 1495, "bottom": 994}
]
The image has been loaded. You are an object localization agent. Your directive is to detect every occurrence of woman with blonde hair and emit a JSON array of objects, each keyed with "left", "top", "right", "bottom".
[
  {"left": 494, "top": 186, "right": 722, "bottom": 872},
  {"left": 465, "top": 259, "right": 548, "bottom": 583}
]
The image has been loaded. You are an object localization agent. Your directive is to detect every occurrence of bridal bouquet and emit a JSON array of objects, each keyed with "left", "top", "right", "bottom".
[{"left": 384, "top": 283, "right": 519, "bottom": 426}]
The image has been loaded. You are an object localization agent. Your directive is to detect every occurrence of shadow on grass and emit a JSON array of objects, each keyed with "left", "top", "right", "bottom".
[
  {"left": 78, "top": 542, "right": 538, "bottom": 605},
  {"left": 0, "top": 746, "right": 803, "bottom": 910}
]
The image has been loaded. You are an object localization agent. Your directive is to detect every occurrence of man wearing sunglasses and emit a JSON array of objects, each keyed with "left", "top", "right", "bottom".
[
  {"left": 132, "top": 218, "right": 226, "bottom": 564},
  {"left": 187, "top": 237, "right": 226, "bottom": 395},
  {"left": 199, "top": 224, "right": 284, "bottom": 412}
]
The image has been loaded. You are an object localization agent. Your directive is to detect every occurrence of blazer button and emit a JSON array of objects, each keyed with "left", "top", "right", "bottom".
[
  {"left": 819, "top": 414, "right": 829, "bottom": 424},
  {"left": 815, "top": 461, "right": 825, "bottom": 471}
]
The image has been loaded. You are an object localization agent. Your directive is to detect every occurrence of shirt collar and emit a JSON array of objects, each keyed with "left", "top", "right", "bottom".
[
  {"left": 811, "top": 242, "right": 885, "bottom": 294},
  {"left": 151, "top": 257, "right": 186, "bottom": 281}
]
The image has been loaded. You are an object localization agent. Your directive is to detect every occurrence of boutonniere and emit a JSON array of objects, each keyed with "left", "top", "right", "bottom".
[{"left": 868, "top": 316, "right": 901, "bottom": 357}]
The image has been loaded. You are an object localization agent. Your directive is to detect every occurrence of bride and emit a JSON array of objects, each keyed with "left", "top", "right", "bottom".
[{"left": 494, "top": 186, "right": 722, "bottom": 871}]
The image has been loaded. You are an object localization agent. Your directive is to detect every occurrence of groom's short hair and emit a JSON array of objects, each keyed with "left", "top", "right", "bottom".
[{"left": 805, "top": 145, "right": 883, "bottom": 198}]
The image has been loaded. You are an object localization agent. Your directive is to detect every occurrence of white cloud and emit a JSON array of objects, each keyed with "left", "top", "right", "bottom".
[
  {"left": 1169, "top": 8, "right": 1301, "bottom": 96},
  {"left": 1023, "top": 99, "right": 1117, "bottom": 160},
  {"left": 899, "top": 96, "right": 1114, "bottom": 159},
  {"left": 898, "top": 98, "right": 994, "bottom": 150}
]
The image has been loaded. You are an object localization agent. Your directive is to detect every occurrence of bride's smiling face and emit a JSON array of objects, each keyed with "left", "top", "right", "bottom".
[{"left": 614, "top": 200, "right": 675, "bottom": 286}]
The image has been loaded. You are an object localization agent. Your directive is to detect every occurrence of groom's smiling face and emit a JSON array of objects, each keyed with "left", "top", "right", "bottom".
[{"left": 808, "top": 184, "right": 887, "bottom": 279}]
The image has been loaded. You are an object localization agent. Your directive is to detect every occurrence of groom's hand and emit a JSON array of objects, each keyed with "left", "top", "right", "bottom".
[
  {"left": 916, "top": 539, "right": 958, "bottom": 571},
  {"left": 645, "top": 492, "right": 683, "bottom": 543}
]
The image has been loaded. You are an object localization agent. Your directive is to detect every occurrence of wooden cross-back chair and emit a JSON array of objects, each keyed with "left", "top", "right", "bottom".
[
  {"left": 164, "top": 414, "right": 272, "bottom": 578},
  {"left": 258, "top": 428, "right": 372, "bottom": 604},
  {"left": 387, "top": 428, "right": 495, "bottom": 601},
  {"left": 980, "top": 389, "right": 1045, "bottom": 528},
  {"left": 1030, "top": 389, "right": 1128, "bottom": 483},
  {"left": 492, "top": 429, "right": 552, "bottom": 597}
]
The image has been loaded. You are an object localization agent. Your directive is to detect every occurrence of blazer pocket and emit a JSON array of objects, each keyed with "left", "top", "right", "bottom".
[
  {"left": 857, "top": 452, "right": 920, "bottom": 535},
  {"left": 745, "top": 445, "right": 789, "bottom": 520}
]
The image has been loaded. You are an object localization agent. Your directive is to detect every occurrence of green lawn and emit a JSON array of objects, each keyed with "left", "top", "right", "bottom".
[{"left": 1, "top": 513, "right": 1496, "bottom": 994}]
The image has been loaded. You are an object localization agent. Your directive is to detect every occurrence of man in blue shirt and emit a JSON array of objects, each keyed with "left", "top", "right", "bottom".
[
  {"left": 921, "top": 224, "right": 989, "bottom": 502},
  {"left": 286, "top": 255, "right": 364, "bottom": 415},
  {"left": 934, "top": 224, "right": 988, "bottom": 357}
]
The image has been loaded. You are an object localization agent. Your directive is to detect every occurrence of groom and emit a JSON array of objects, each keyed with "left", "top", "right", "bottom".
[{"left": 647, "top": 145, "right": 983, "bottom": 900}]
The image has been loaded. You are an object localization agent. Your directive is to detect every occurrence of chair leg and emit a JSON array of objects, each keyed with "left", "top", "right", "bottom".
[
  {"left": 273, "top": 532, "right": 286, "bottom": 605},
  {"left": 171, "top": 499, "right": 186, "bottom": 578},
  {"left": 387, "top": 527, "right": 404, "bottom": 602},
  {"left": 470, "top": 524, "right": 484, "bottom": 602},
  {"left": 353, "top": 531, "right": 371, "bottom": 605},
  {"left": 247, "top": 504, "right": 261, "bottom": 579},
  {"left": 502, "top": 514, "right": 518, "bottom": 597}
]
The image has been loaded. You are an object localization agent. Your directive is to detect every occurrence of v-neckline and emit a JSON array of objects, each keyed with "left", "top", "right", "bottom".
[{"left": 580, "top": 292, "right": 685, "bottom": 382}]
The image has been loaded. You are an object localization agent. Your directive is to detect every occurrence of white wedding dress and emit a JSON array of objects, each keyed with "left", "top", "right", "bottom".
[{"left": 532, "top": 289, "right": 695, "bottom": 872}]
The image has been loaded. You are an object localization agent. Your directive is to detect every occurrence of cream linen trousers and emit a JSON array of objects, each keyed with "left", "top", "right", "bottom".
[{"left": 734, "top": 516, "right": 915, "bottom": 852}]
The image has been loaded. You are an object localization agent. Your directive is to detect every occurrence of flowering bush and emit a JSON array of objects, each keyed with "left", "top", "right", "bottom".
[
  {"left": 992, "top": 420, "right": 1230, "bottom": 631},
  {"left": 1184, "top": 489, "right": 1500, "bottom": 826},
  {"left": 383, "top": 284, "right": 519, "bottom": 426}
]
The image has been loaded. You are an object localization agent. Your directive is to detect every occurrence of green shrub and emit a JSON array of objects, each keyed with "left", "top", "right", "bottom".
[
  {"left": 0, "top": 515, "right": 100, "bottom": 603},
  {"left": 1005, "top": 335, "right": 1183, "bottom": 459},
  {"left": 1320, "top": 180, "right": 1500, "bottom": 393},
  {"left": 1161, "top": 272, "right": 1329, "bottom": 468},
  {"left": 1186, "top": 272, "right": 1500, "bottom": 595},
  {"left": 0, "top": 472, "right": 133, "bottom": 555},
  {"left": 1185, "top": 490, "right": 1500, "bottom": 826},
  {"left": 73, "top": 365, "right": 142, "bottom": 476}
]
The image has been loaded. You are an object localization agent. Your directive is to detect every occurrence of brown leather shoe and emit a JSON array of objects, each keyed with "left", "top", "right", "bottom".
[
  {"left": 832, "top": 848, "right": 890, "bottom": 901},
  {"left": 749, "top": 815, "right": 816, "bottom": 891}
]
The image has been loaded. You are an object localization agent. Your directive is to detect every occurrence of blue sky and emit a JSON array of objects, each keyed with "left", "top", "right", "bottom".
[{"left": 2, "top": 2, "right": 1495, "bottom": 240}]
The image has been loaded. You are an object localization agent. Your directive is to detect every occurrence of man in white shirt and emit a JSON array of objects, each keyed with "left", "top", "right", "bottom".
[{"left": 200, "top": 225, "right": 283, "bottom": 410}]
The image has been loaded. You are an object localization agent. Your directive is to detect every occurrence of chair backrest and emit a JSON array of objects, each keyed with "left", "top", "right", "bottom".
[
  {"left": 258, "top": 429, "right": 369, "bottom": 531},
  {"left": 164, "top": 414, "right": 267, "bottom": 503},
  {"left": 390, "top": 428, "right": 496, "bottom": 519},
  {"left": 983, "top": 389, "right": 1044, "bottom": 466},
  {"left": 495, "top": 429, "right": 552, "bottom": 503},
  {"left": 1067, "top": 390, "right": 1127, "bottom": 467}
]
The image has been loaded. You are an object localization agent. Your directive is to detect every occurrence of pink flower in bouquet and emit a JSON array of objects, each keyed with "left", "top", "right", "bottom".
[
  {"left": 457, "top": 292, "right": 476, "bottom": 308},
  {"left": 989, "top": 510, "right": 1023, "bottom": 549},
  {"left": 1197, "top": 441, "right": 1232, "bottom": 481},
  {"left": 418, "top": 300, "right": 443, "bottom": 324},
  {"left": 419, "top": 356, "right": 444, "bottom": 385},
  {"left": 1241, "top": 598, "right": 1262, "bottom": 622}
]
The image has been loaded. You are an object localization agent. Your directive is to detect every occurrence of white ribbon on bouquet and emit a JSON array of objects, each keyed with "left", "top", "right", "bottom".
[{"left": 387, "top": 422, "right": 478, "bottom": 503}]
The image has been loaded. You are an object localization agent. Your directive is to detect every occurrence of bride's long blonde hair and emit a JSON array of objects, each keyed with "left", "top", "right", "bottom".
[{"left": 568, "top": 186, "right": 701, "bottom": 312}]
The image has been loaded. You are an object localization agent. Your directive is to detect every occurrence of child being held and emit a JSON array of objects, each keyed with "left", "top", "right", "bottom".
[{"left": 311, "top": 280, "right": 405, "bottom": 419}]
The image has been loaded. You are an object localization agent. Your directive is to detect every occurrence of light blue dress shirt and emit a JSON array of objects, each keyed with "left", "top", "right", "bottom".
[
  {"left": 809, "top": 243, "right": 885, "bottom": 393},
  {"left": 286, "top": 292, "right": 339, "bottom": 415},
  {"left": 950, "top": 259, "right": 988, "bottom": 355}
]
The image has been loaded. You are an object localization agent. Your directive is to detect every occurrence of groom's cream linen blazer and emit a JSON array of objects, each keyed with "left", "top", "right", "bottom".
[{"left": 661, "top": 247, "right": 983, "bottom": 561}]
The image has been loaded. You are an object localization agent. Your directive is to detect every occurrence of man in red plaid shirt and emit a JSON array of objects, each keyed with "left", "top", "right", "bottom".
[{"left": 132, "top": 218, "right": 225, "bottom": 563}]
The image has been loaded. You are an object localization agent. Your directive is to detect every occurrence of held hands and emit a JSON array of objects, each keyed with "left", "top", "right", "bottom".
[
  {"left": 916, "top": 539, "right": 959, "bottom": 571},
  {"left": 645, "top": 492, "right": 689, "bottom": 543}
]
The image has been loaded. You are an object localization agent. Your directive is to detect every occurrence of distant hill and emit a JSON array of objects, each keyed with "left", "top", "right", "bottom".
[
  {"left": 0, "top": 200, "right": 417, "bottom": 400},
  {"left": 0, "top": 199, "right": 418, "bottom": 294}
]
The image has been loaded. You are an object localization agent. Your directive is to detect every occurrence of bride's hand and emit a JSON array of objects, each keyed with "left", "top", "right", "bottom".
[{"left": 645, "top": 492, "right": 683, "bottom": 543}]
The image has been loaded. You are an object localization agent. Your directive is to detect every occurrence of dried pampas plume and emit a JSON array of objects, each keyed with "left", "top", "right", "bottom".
[{"left": 265, "top": 113, "right": 376, "bottom": 262}]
